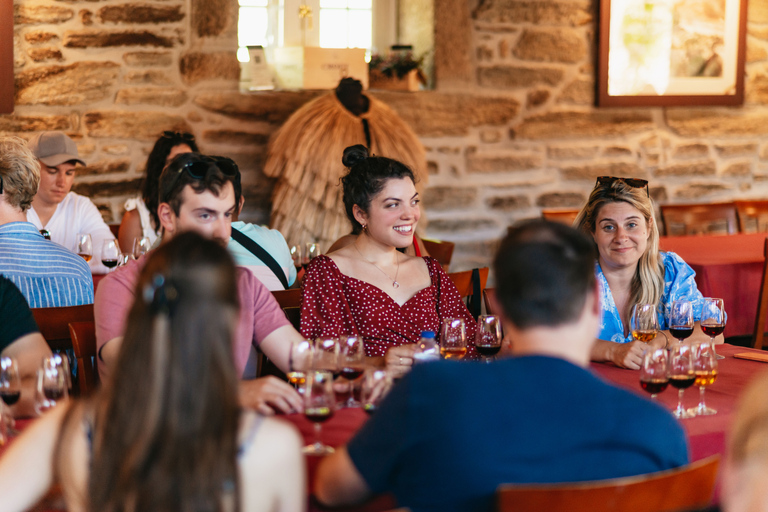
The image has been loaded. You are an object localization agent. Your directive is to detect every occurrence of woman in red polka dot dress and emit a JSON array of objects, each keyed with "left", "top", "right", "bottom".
[{"left": 300, "top": 145, "right": 478, "bottom": 374}]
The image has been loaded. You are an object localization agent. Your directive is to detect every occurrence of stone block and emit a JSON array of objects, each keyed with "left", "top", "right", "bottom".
[
  {"left": 15, "top": 62, "right": 120, "bottom": 106},
  {"left": 747, "top": 73, "right": 768, "bottom": 104},
  {"left": 14, "top": 4, "right": 74, "bottom": 25},
  {"left": 486, "top": 194, "right": 531, "bottom": 211},
  {"left": 761, "top": 143, "right": 768, "bottom": 160},
  {"left": 673, "top": 143, "right": 709, "bottom": 158},
  {"left": 116, "top": 87, "right": 188, "bottom": 107},
  {"left": 715, "top": 143, "right": 758, "bottom": 157},
  {"left": 84, "top": 111, "right": 190, "bottom": 139},
  {"left": 562, "top": 162, "right": 644, "bottom": 180},
  {"left": 438, "top": 147, "right": 461, "bottom": 154},
  {"left": 95, "top": 203, "right": 115, "bottom": 224},
  {"left": 513, "top": 29, "right": 586, "bottom": 63},
  {"left": 518, "top": 111, "right": 653, "bottom": 139},
  {"left": 557, "top": 79, "right": 593, "bottom": 105},
  {"left": 478, "top": 65, "right": 563, "bottom": 88},
  {"left": 473, "top": 0, "right": 593, "bottom": 26},
  {"left": 99, "top": 4, "right": 184, "bottom": 24},
  {"left": 13, "top": 32, "right": 25, "bottom": 68},
  {"left": 498, "top": 39, "right": 510, "bottom": 59},
  {"left": 650, "top": 187, "right": 668, "bottom": 203},
  {"left": 102, "top": 144, "right": 129, "bottom": 155},
  {"left": 78, "top": 158, "right": 132, "bottom": 177},
  {"left": 476, "top": 45, "right": 494, "bottom": 62},
  {"left": 435, "top": 0, "right": 473, "bottom": 86},
  {"left": 123, "top": 51, "right": 173, "bottom": 67},
  {"left": 480, "top": 130, "right": 502, "bottom": 143},
  {"left": 747, "top": 39, "right": 768, "bottom": 63},
  {"left": 422, "top": 186, "right": 477, "bottom": 210},
  {"left": 179, "top": 52, "right": 240, "bottom": 84},
  {"left": 666, "top": 110, "right": 768, "bottom": 137},
  {"left": 536, "top": 192, "right": 585, "bottom": 207},
  {"left": 192, "top": 0, "right": 236, "bottom": 37},
  {"left": 0, "top": 115, "right": 73, "bottom": 133},
  {"left": 27, "top": 47, "right": 64, "bottom": 63},
  {"left": 73, "top": 178, "right": 143, "bottom": 199},
  {"left": 751, "top": 27, "right": 768, "bottom": 41},
  {"left": 64, "top": 29, "right": 180, "bottom": 48},
  {"left": 547, "top": 145, "right": 599, "bottom": 160},
  {"left": 193, "top": 90, "right": 322, "bottom": 123},
  {"left": 675, "top": 183, "right": 730, "bottom": 199},
  {"left": 723, "top": 162, "right": 752, "bottom": 177},
  {"left": 467, "top": 154, "right": 542, "bottom": 173},
  {"left": 527, "top": 89, "right": 549, "bottom": 108},
  {"left": 603, "top": 146, "right": 633, "bottom": 156},
  {"left": 80, "top": 10, "right": 93, "bottom": 26},
  {"left": 24, "top": 31, "right": 58, "bottom": 44},
  {"left": 202, "top": 130, "right": 269, "bottom": 145},
  {"left": 750, "top": 0, "right": 768, "bottom": 24},
  {"left": 427, "top": 161, "right": 438, "bottom": 174},
  {"left": 374, "top": 91, "right": 520, "bottom": 137},
  {"left": 656, "top": 161, "right": 716, "bottom": 177},
  {"left": 76, "top": 144, "right": 96, "bottom": 157},
  {"left": 428, "top": 218, "right": 498, "bottom": 232},
  {"left": 123, "top": 70, "right": 172, "bottom": 85}
]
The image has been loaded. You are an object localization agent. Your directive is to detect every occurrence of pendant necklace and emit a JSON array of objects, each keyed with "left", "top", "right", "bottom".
[{"left": 354, "top": 244, "right": 401, "bottom": 289}]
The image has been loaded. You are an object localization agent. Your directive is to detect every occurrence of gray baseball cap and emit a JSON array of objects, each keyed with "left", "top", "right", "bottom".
[{"left": 27, "top": 131, "right": 86, "bottom": 167}]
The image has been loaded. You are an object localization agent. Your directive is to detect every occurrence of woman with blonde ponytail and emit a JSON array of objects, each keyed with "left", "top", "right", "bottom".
[{"left": 575, "top": 177, "right": 716, "bottom": 370}]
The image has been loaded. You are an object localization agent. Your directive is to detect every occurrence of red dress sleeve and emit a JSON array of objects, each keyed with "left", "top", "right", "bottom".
[
  {"left": 300, "top": 255, "right": 358, "bottom": 341},
  {"left": 428, "top": 258, "right": 479, "bottom": 360}
]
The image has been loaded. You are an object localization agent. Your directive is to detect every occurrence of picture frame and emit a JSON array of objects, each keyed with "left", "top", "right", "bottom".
[
  {"left": 597, "top": 0, "right": 748, "bottom": 107},
  {"left": 1, "top": 0, "right": 12, "bottom": 114}
]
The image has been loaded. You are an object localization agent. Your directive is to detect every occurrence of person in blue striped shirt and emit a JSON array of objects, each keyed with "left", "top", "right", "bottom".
[{"left": 0, "top": 137, "right": 93, "bottom": 308}]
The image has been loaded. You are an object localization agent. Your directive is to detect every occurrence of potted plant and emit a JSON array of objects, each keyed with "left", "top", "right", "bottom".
[{"left": 368, "top": 49, "right": 426, "bottom": 91}]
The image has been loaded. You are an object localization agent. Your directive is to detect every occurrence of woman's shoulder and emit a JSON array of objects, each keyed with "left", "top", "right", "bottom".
[{"left": 660, "top": 251, "right": 693, "bottom": 274}]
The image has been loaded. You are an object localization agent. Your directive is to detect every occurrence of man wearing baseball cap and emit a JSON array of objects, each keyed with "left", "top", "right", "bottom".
[{"left": 27, "top": 131, "right": 113, "bottom": 274}]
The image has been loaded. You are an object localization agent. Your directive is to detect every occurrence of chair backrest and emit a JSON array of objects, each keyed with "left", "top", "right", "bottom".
[
  {"left": 31, "top": 304, "right": 95, "bottom": 352},
  {"left": 422, "top": 238, "right": 455, "bottom": 272},
  {"left": 483, "top": 288, "right": 498, "bottom": 316},
  {"left": 68, "top": 321, "right": 99, "bottom": 395},
  {"left": 447, "top": 267, "right": 489, "bottom": 320},
  {"left": 541, "top": 209, "right": 580, "bottom": 226},
  {"left": 735, "top": 200, "right": 768, "bottom": 233},
  {"left": 497, "top": 455, "right": 720, "bottom": 512},
  {"left": 271, "top": 288, "right": 302, "bottom": 309},
  {"left": 754, "top": 237, "right": 768, "bottom": 349},
  {"left": 660, "top": 203, "right": 738, "bottom": 236}
]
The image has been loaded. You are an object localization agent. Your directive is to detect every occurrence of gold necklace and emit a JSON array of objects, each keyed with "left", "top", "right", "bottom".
[{"left": 353, "top": 244, "right": 401, "bottom": 289}]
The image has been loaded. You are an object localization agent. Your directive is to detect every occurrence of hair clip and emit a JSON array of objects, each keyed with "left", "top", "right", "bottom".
[{"left": 143, "top": 274, "right": 178, "bottom": 314}]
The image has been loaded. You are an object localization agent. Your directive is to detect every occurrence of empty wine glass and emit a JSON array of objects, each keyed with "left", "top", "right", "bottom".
[
  {"left": 34, "top": 357, "right": 68, "bottom": 415},
  {"left": 440, "top": 318, "right": 467, "bottom": 360},
  {"left": 701, "top": 298, "right": 726, "bottom": 360},
  {"left": 668, "top": 300, "right": 694, "bottom": 345},
  {"left": 75, "top": 233, "right": 92, "bottom": 262},
  {"left": 288, "top": 339, "right": 313, "bottom": 393},
  {"left": 133, "top": 236, "right": 151, "bottom": 259},
  {"left": 313, "top": 337, "right": 340, "bottom": 377},
  {"left": 339, "top": 335, "right": 365, "bottom": 407},
  {"left": 51, "top": 352, "right": 72, "bottom": 393},
  {"left": 630, "top": 303, "right": 659, "bottom": 343},
  {"left": 475, "top": 315, "right": 502, "bottom": 363},
  {"left": 668, "top": 343, "right": 696, "bottom": 419},
  {"left": 0, "top": 357, "right": 21, "bottom": 409},
  {"left": 639, "top": 348, "right": 669, "bottom": 399},
  {"left": 290, "top": 244, "right": 302, "bottom": 272},
  {"left": 101, "top": 239, "right": 121, "bottom": 272},
  {"left": 687, "top": 340, "right": 718, "bottom": 417},
  {"left": 361, "top": 368, "right": 392, "bottom": 415},
  {"left": 304, "top": 243, "right": 320, "bottom": 270},
  {"left": 302, "top": 370, "right": 335, "bottom": 455}
]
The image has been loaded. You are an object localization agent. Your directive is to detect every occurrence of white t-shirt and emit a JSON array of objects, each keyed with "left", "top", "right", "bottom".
[{"left": 27, "top": 192, "right": 114, "bottom": 274}]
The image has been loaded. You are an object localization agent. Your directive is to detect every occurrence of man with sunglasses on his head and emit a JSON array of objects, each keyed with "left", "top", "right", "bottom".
[
  {"left": 94, "top": 153, "right": 304, "bottom": 415},
  {"left": 26, "top": 131, "right": 114, "bottom": 274}
]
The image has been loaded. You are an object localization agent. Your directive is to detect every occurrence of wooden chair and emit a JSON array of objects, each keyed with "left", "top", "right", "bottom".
[
  {"left": 660, "top": 203, "right": 738, "bottom": 236},
  {"left": 32, "top": 304, "right": 94, "bottom": 353},
  {"left": 541, "top": 208, "right": 580, "bottom": 226},
  {"left": 483, "top": 287, "right": 498, "bottom": 316},
  {"left": 447, "top": 267, "right": 489, "bottom": 320},
  {"left": 271, "top": 288, "right": 302, "bottom": 309},
  {"left": 68, "top": 321, "right": 99, "bottom": 395},
  {"left": 497, "top": 455, "right": 720, "bottom": 512},
  {"left": 735, "top": 200, "right": 768, "bottom": 233},
  {"left": 753, "top": 237, "right": 768, "bottom": 349},
  {"left": 422, "top": 238, "right": 455, "bottom": 272}
]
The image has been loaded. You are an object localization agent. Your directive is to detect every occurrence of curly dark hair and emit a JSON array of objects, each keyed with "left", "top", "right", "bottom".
[
  {"left": 340, "top": 144, "right": 416, "bottom": 234},
  {"left": 142, "top": 132, "right": 199, "bottom": 229}
]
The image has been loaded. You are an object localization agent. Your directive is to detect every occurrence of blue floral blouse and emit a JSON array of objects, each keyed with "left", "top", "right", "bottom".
[{"left": 596, "top": 252, "right": 705, "bottom": 343}]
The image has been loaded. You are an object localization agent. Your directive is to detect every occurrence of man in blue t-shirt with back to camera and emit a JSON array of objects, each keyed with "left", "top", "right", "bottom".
[{"left": 315, "top": 219, "right": 689, "bottom": 512}]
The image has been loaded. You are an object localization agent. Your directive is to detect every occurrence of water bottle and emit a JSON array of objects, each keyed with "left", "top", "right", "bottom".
[{"left": 413, "top": 331, "right": 439, "bottom": 363}]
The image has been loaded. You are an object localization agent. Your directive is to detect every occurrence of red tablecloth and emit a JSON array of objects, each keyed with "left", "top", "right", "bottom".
[{"left": 660, "top": 233, "right": 767, "bottom": 338}]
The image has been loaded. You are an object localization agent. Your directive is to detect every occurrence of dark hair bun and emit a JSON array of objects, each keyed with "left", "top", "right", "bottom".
[{"left": 342, "top": 145, "right": 369, "bottom": 168}]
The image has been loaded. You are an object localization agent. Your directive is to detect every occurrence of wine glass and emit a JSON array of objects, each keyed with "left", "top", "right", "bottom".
[
  {"left": 668, "top": 300, "right": 694, "bottom": 345},
  {"left": 75, "top": 233, "right": 92, "bottom": 262},
  {"left": 639, "top": 348, "right": 669, "bottom": 399},
  {"left": 304, "top": 242, "right": 320, "bottom": 270},
  {"left": 701, "top": 298, "right": 726, "bottom": 360},
  {"left": 361, "top": 368, "right": 392, "bottom": 415},
  {"left": 687, "top": 340, "right": 718, "bottom": 417},
  {"left": 668, "top": 343, "right": 696, "bottom": 419},
  {"left": 475, "top": 315, "right": 502, "bottom": 363},
  {"left": 313, "top": 337, "right": 340, "bottom": 377},
  {"left": 101, "top": 239, "right": 121, "bottom": 272},
  {"left": 288, "top": 339, "right": 313, "bottom": 393},
  {"left": 34, "top": 357, "right": 68, "bottom": 415},
  {"left": 630, "top": 303, "right": 659, "bottom": 343},
  {"left": 133, "top": 236, "right": 151, "bottom": 259},
  {"left": 339, "top": 335, "right": 365, "bottom": 407},
  {"left": 51, "top": 352, "right": 72, "bottom": 393},
  {"left": 290, "top": 244, "right": 302, "bottom": 273},
  {"left": 302, "top": 370, "right": 335, "bottom": 455},
  {"left": 440, "top": 318, "right": 467, "bottom": 360},
  {"left": 0, "top": 357, "right": 21, "bottom": 409}
]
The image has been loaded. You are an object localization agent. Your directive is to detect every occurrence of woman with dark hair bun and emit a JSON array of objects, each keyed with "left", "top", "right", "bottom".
[{"left": 301, "top": 145, "right": 477, "bottom": 373}]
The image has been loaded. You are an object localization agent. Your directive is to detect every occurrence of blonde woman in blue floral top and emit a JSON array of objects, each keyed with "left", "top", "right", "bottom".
[{"left": 576, "top": 177, "right": 722, "bottom": 370}]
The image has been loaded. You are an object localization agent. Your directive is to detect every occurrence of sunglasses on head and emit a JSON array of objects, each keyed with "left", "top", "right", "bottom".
[
  {"left": 162, "top": 131, "right": 195, "bottom": 141},
  {"left": 177, "top": 155, "right": 238, "bottom": 180},
  {"left": 595, "top": 176, "right": 649, "bottom": 197}
]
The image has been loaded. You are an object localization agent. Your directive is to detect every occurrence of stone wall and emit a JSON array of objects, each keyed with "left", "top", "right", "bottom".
[{"left": 3, "top": 0, "right": 768, "bottom": 272}]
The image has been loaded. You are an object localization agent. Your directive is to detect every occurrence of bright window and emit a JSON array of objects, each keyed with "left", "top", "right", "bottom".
[{"left": 237, "top": 0, "right": 269, "bottom": 62}]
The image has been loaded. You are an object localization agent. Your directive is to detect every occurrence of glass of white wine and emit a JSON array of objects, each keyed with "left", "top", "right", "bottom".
[
  {"left": 75, "top": 233, "right": 92, "bottom": 262},
  {"left": 630, "top": 303, "right": 659, "bottom": 343},
  {"left": 287, "top": 339, "right": 313, "bottom": 393},
  {"left": 440, "top": 318, "right": 467, "bottom": 360},
  {"left": 687, "top": 340, "right": 718, "bottom": 417}
]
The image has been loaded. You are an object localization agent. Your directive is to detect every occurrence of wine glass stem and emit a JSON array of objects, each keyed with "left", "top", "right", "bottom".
[
  {"left": 314, "top": 422, "right": 322, "bottom": 447},
  {"left": 710, "top": 336, "right": 717, "bottom": 355},
  {"left": 698, "top": 386, "right": 706, "bottom": 409},
  {"left": 677, "top": 389, "right": 684, "bottom": 411}
]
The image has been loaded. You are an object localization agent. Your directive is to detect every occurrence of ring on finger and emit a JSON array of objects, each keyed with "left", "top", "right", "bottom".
[{"left": 399, "top": 357, "right": 404, "bottom": 365}]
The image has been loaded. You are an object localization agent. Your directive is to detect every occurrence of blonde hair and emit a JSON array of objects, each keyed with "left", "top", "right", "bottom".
[
  {"left": 0, "top": 137, "right": 41, "bottom": 212},
  {"left": 574, "top": 179, "right": 664, "bottom": 313}
]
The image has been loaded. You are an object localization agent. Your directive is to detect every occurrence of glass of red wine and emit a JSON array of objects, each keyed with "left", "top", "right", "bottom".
[
  {"left": 339, "top": 335, "right": 364, "bottom": 407},
  {"left": 701, "top": 298, "right": 726, "bottom": 360},
  {"left": 475, "top": 315, "right": 502, "bottom": 363},
  {"left": 34, "top": 357, "right": 68, "bottom": 415},
  {"left": 668, "top": 343, "right": 696, "bottom": 419},
  {"left": 361, "top": 368, "right": 392, "bottom": 415},
  {"left": 302, "top": 370, "right": 335, "bottom": 455},
  {"left": 639, "top": 347, "right": 669, "bottom": 399},
  {"left": 0, "top": 357, "right": 21, "bottom": 409},
  {"left": 668, "top": 300, "right": 694, "bottom": 346},
  {"left": 101, "top": 239, "right": 121, "bottom": 272}
]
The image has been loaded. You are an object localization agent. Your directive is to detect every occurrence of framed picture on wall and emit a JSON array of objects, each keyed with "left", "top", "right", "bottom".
[
  {"left": 597, "top": 0, "right": 748, "bottom": 107},
  {"left": 1, "top": 0, "right": 13, "bottom": 114}
]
